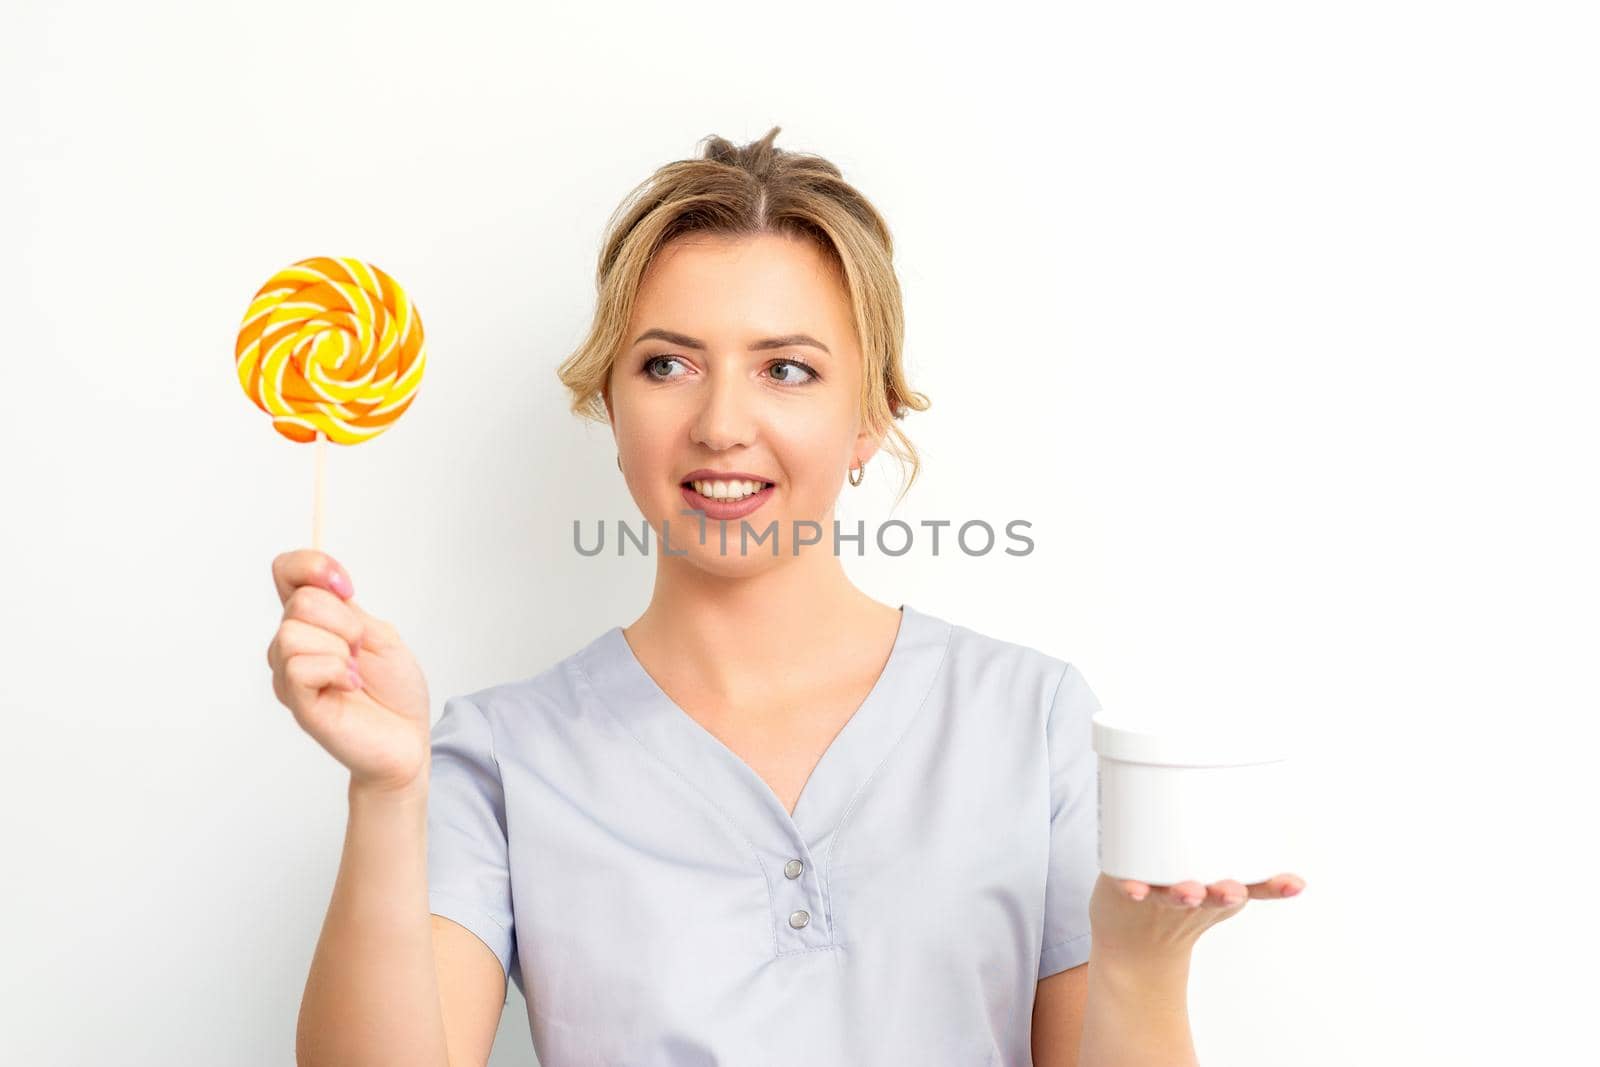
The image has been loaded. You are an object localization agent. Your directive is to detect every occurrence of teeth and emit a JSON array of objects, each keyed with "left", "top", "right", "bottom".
[{"left": 690, "top": 479, "right": 770, "bottom": 500}]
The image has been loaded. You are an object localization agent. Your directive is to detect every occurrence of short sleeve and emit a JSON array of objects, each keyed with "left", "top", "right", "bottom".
[
  {"left": 427, "top": 694, "right": 516, "bottom": 978},
  {"left": 1038, "top": 662, "right": 1102, "bottom": 980}
]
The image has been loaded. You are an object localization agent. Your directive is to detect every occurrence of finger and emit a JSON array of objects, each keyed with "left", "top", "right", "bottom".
[
  {"left": 346, "top": 598, "right": 402, "bottom": 654},
  {"left": 269, "top": 618, "right": 353, "bottom": 675},
  {"left": 282, "top": 651, "right": 361, "bottom": 711},
  {"left": 1246, "top": 873, "right": 1306, "bottom": 900},
  {"left": 1204, "top": 880, "right": 1250, "bottom": 908},
  {"left": 282, "top": 584, "right": 365, "bottom": 654},
  {"left": 272, "top": 656, "right": 337, "bottom": 707},
  {"left": 1118, "top": 878, "right": 1151, "bottom": 902},
  {"left": 1160, "top": 880, "right": 1207, "bottom": 908},
  {"left": 271, "top": 549, "right": 355, "bottom": 607}
]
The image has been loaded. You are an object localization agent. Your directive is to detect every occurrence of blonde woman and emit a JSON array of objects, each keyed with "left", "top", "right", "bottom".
[{"left": 275, "top": 127, "right": 1306, "bottom": 1067}]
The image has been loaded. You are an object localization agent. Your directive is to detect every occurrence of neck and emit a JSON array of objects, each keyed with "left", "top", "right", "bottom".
[{"left": 626, "top": 522, "right": 891, "bottom": 704}]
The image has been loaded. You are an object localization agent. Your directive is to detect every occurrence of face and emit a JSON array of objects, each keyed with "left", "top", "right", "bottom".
[{"left": 602, "top": 231, "right": 880, "bottom": 569}]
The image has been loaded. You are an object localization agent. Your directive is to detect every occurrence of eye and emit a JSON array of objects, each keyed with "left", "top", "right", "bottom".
[
  {"left": 643, "top": 354, "right": 687, "bottom": 380},
  {"left": 768, "top": 359, "right": 819, "bottom": 385}
]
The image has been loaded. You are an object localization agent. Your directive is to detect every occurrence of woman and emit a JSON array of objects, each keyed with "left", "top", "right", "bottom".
[{"left": 275, "top": 127, "right": 1306, "bottom": 1067}]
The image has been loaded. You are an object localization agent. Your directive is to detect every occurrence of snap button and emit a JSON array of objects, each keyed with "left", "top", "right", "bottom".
[
  {"left": 788, "top": 909, "right": 810, "bottom": 929},
  {"left": 784, "top": 859, "right": 804, "bottom": 879}
]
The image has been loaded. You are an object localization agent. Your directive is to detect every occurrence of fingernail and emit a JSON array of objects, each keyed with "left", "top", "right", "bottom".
[
  {"left": 329, "top": 569, "right": 353, "bottom": 598},
  {"left": 347, "top": 658, "right": 363, "bottom": 689},
  {"left": 1130, "top": 887, "right": 1147, "bottom": 901},
  {"left": 1282, "top": 882, "right": 1301, "bottom": 897}
]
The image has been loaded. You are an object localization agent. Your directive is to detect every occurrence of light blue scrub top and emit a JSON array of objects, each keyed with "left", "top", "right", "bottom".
[{"left": 426, "top": 603, "right": 1102, "bottom": 1066}]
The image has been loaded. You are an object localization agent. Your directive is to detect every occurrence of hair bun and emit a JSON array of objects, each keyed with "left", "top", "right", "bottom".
[{"left": 700, "top": 126, "right": 783, "bottom": 177}]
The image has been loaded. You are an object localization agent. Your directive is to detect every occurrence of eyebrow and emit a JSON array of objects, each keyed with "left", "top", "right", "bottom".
[{"left": 631, "top": 327, "right": 831, "bottom": 356}]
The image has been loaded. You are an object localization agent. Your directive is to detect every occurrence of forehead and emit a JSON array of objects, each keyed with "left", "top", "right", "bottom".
[{"left": 631, "top": 233, "right": 854, "bottom": 343}]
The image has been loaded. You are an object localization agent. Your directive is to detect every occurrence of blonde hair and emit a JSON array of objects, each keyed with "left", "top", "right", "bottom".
[{"left": 556, "top": 125, "right": 930, "bottom": 503}]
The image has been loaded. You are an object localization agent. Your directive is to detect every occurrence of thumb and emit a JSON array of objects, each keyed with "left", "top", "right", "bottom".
[{"left": 346, "top": 597, "right": 401, "bottom": 654}]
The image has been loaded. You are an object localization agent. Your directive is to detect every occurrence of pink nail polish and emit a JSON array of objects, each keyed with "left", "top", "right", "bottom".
[
  {"left": 329, "top": 570, "right": 353, "bottom": 598},
  {"left": 1282, "top": 882, "right": 1301, "bottom": 897},
  {"left": 347, "top": 658, "right": 363, "bottom": 689}
]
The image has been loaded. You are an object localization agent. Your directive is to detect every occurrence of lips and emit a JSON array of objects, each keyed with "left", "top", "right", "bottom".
[
  {"left": 679, "top": 468, "right": 775, "bottom": 485},
  {"left": 678, "top": 481, "right": 776, "bottom": 521}
]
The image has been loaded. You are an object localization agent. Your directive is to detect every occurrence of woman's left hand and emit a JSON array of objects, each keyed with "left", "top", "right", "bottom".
[{"left": 1087, "top": 869, "right": 1306, "bottom": 964}]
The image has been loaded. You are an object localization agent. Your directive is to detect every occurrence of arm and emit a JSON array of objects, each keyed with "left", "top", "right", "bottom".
[
  {"left": 1031, "top": 655, "right": 1307, "bottom": 1065},
  {"left": 1031, "top": 951, "right": 1197, "bottom": 1067},
  {"left": 1078, "top": 950, "right": 1197, "bottom": 1067},
  {"left": 1035, "top": 869, "right": 1308, "bottom": 1065},
  {"left": 1031, "top": 961, "right": 1088, "bottom": 1066},
  {"left": 296, "top": 776, "right": 452, "bottom": 1067}
]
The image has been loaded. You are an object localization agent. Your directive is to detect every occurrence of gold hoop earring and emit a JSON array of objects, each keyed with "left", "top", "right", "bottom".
[{"left": 848, "top": 463, "right": 864, "bottom": 487}]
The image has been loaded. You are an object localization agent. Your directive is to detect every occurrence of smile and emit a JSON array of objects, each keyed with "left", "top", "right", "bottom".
[
  {"left": 679, "top": 479, "right": 777, "bottom": 520},
  {"left": 684, "top": 479, "right": 773, "bottom": 500}
]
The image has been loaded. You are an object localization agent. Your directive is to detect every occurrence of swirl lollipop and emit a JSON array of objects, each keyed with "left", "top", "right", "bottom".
[{"left": 235, "top": 255, "right": 427, "bottom": 548}]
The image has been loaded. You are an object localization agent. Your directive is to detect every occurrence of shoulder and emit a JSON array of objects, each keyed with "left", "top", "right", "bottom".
[
  {"left": 926, "top": 614, "right": 1101, "bottom": 783},
  {"left": 442, "top": 625, "right": 619, "bottom": 739},
  {"left": 916, "top": 605, "right": 1085, "bottom": 715}
]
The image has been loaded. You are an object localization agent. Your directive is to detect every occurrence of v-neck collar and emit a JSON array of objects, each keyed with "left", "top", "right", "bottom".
[{"left": 577, "top": 603, "right": 953, "bottom": 856}]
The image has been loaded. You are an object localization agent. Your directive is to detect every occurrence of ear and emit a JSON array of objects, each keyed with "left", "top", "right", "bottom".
[{"left": 853, "top": 426, "right": 887, "bottom": 469}]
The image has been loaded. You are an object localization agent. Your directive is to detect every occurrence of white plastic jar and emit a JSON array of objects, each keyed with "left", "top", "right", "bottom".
[{"left": 1092, "top": 715, "right": 1292, "bottom": 887}]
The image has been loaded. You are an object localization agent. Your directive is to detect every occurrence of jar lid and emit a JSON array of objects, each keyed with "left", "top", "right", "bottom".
[{"left": 1092, "top": 714, "right": 1289, "bottom": 768}]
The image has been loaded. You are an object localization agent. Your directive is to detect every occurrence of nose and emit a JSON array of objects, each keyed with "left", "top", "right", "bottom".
[{"left": 689, "top": 363, "right": 759, "bottom": 452}]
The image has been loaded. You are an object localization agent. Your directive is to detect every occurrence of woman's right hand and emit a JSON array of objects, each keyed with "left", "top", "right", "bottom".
[{"left": 267, "top": 550, "right": 432, "bottom": 793}]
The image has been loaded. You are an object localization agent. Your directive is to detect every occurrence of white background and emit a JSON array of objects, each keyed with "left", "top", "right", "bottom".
[{"left": 3, "top": 1, "right": 1595, "bottom": 1063}]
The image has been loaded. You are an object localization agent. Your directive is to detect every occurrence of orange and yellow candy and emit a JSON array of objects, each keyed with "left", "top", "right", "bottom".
[{"left": 235, "top": 256, "right": 426, "bottom": 445}]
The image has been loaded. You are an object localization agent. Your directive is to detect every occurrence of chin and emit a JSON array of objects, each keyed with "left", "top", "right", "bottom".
[{"left": 650, "top": 510, "right": 795, "bottom": 568}]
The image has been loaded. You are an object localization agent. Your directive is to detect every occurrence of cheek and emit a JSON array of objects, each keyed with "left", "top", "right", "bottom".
[
  {"left": 768, "top": 410, "right": 856, "bottom": 475},
  {"left": 611, "top": 398, "right": 678, "bottom": 465}
]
